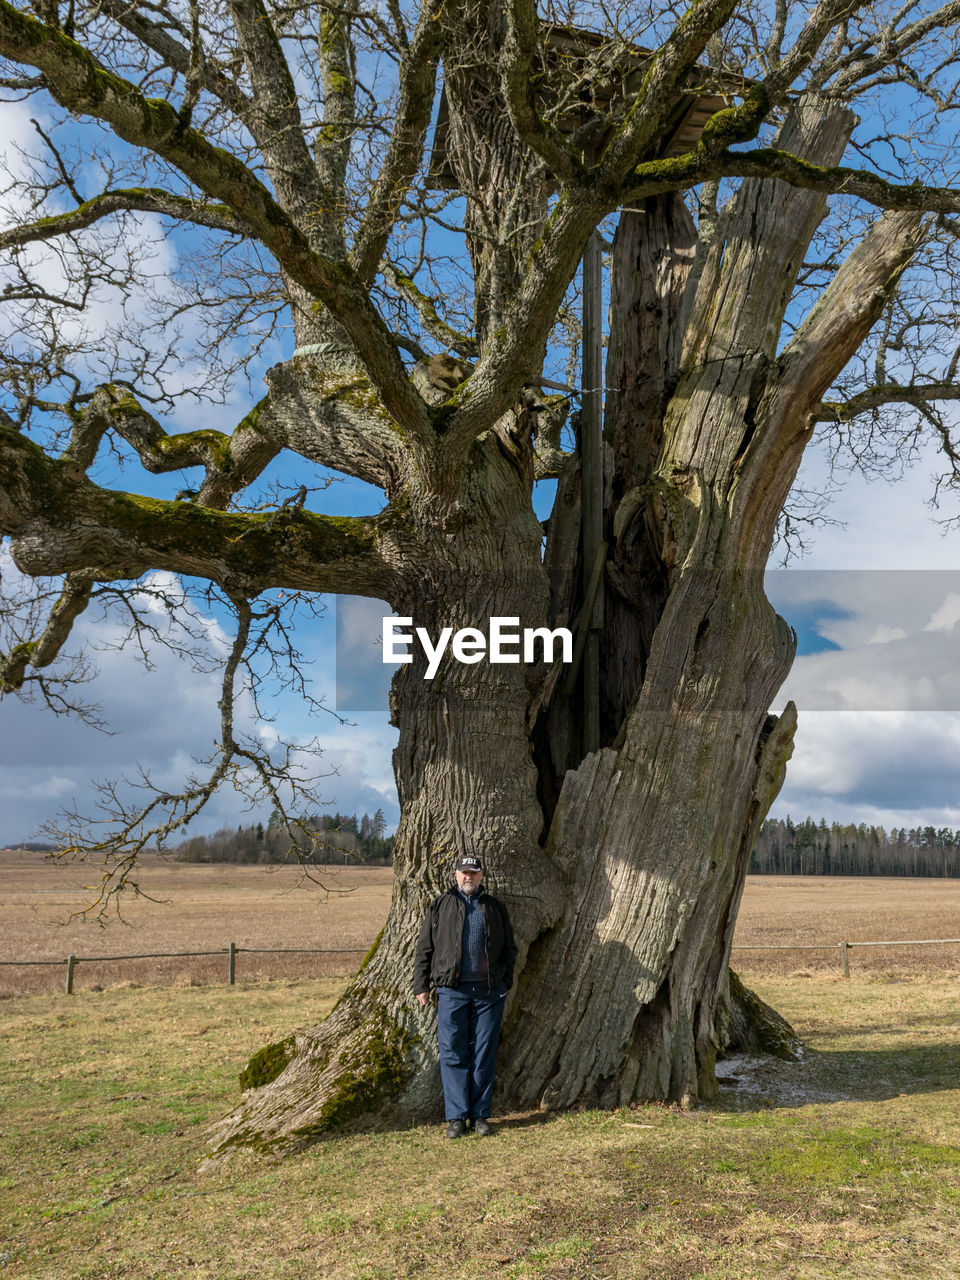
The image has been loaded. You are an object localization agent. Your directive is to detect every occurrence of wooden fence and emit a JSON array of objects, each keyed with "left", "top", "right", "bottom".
[
  {"left": 731, "top": 937, "right": 960, "bottom": 977},
  {"left": 4, "top": 936, "right": 960, "bottom": 993},
  {"left": 0, "top": 943, "right": 367, "bottom": 993}
]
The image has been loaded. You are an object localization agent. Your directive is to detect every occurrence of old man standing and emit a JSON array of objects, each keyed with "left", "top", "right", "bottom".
[{"left": 413, "top": 855, "right": 517, "bottom": 1137}]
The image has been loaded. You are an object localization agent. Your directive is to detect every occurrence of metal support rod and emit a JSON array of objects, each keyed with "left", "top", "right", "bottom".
[
  {"left": 229, "top": 940, "right": 237, "bottom": 986},
  {"left": 563, "top": 541, "right": 608, "bottom": 697},
  {"left": 581, "top": 228, "right": 604, "bottom": 756}
]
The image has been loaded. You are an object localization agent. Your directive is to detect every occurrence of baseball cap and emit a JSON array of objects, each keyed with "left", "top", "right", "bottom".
[{"left": 455, "top": 855, "right": 483, "bottom": 873}]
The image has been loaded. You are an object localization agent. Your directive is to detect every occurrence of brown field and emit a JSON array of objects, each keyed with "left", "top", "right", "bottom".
[
  {"left": 0, "top": 854, "right": 393, "bottom": 995},
  {"left": 733, "top": 874, "right": 960, "bottom": 978},
  {"left": 2, "top": 853, "right": 959, "bottom": 994}
]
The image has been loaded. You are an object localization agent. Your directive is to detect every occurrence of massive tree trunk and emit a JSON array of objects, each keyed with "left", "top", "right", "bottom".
[
  {"left": 207, "top": 96, "right": 924, "bottom": 1156},
  {"left": 0, "top": 0, "right": 948, "bottom": 1168}
]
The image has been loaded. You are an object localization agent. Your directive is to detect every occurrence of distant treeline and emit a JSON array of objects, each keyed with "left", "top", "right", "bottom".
[
  {"left": 751, "top": 818, "right": 960, "bottom": 877},
  {"left": 172, "top": 810, "right": 394, "bottom": 866}
]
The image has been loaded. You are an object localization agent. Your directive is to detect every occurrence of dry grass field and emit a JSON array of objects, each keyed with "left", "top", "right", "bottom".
[
  {"left": 2, "top": 854, "right": 960, "bottom": 994},
  {"left": 0, "top": 854, "right": 393, "bottom": 995},
  {"left": 3, "top": 854, "right": 960, "bottom": 1277},
  {"left": 733, "top": 875, "right": 960, "bottom": 978},
  {"left": 2, "top": 973, "right": 960, "bottom": 1278}
]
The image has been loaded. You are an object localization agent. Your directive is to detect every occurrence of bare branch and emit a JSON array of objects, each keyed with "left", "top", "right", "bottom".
[
  {"left": 225, "top": 0, "right": 331, "bottom": 234},
  {"left": 39, "top": 590, "right": 338, "bottom": 921},
  {"left": 816, "top": 381, "right": 960, "bottom": 422},
  {"left": 600, "top": 0, "right": 742, "bottom": 180},
  {"left": 828, "top": 0, "right": 960, "bottom": 95},
  {"left": 381, "top": 260, "right": 479, "bottom": 359},
  {"left": 0, "top": 2, "right": 430, "bottom": 444},
  {"left": 312, "top": 4, "right": 356, "bottom": 251},
  {"left": 779, "top": 209, "right": 926, "bottom": 418},
  {"left": 96, "top": 0, "right": 252, "bottom": 117},
  {"left": 0, "top": 187, "right": 247, "bottom": 250},
  {"left": 61, "top": 383, "right": 282, "bottom": 509},
  {"left": 715, "top": 148, "right": 960, "bottom": 217},
  {"left": 0, "top": 568, "right": 95, "bottom": 691},
  {"left": 350, "top": 0, "right": 446, "bottom": 282},
  {"left": 501, "top": 1, "right": 581, "bottom": 185},
  {"left": 30, "top": 115, "right": 82, "bottom": 203}
]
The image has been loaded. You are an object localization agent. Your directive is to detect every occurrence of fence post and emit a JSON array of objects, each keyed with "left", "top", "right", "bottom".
[
  {"left": 840, "top": 940, "right": 850, "bottom": 979},
  {"left": 229, "top": 941, "right": 237, "bottom": 986},
  {"left": 65, "top": 954, "right": 76, "bottom": 995}
]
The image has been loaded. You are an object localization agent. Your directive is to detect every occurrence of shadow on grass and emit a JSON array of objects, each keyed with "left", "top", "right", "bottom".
[{"left": 715, "top": 1040, "right": 960, "bottom": 1111}]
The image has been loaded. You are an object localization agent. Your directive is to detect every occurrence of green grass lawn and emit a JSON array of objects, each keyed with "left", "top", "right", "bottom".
[{"left": 2, "top": 975, "right": 959, "bottom": 1279}]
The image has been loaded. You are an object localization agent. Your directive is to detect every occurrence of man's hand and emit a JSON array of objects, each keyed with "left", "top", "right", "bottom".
[{"left": 416, "top": 991, "right": 430, "bottom": 1006}]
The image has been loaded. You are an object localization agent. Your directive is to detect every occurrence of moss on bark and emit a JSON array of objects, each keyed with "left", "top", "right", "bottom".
[{"left": 239, "top": 1036, "right": 296, "bottom": 1091}]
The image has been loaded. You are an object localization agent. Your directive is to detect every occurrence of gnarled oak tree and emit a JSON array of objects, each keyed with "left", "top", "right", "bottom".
[{"left": 2, "top": 0, "right": 960, "bottom": 1154}]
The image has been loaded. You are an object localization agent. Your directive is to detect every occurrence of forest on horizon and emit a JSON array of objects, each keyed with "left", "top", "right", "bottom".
[
  {"left": 7, "top": 814, "right": 960, "bottom": 877},
  {"left": 751, "top": 818, "right": 960, "bottom": 878}
]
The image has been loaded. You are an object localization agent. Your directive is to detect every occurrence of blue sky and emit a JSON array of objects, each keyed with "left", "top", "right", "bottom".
[
  {"left": 3, "top": 92, "right": 960, "bottom": 845},
  {"left": 7, "top": 435, "right": 960, "bottom": 844}
]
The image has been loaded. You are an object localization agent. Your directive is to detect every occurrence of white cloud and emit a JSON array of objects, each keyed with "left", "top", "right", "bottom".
[
  {"left": 867, "top": 625, "right": 907, "bottom": 644},
  {"left": 925, "top": 592, "right": 960, "bottom": 633},
  {"left": 772, "top": 710, "right": 960, "bottom": 829},
  {"left": 0, "top": 548, "right": 399, "bottom": 842},
  {"left": 764, "top": 433, "right": 960, "bottom": 825},
  {"left": 777, "top": 629, "right": 960, "bottom": 712}
]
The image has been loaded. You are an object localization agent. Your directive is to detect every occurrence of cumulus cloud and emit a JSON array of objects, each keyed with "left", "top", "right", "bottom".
[
  {"left": 771, "top": 709, "right": 960, "bottom": 828},
  {"left": 767, "top": 569, "right": 960, "bottom": 710},
  {"left": 0, "top": 549, "right": 399, "bottom": 842},
  {"left": 764, "top": 437, "right": 960, "bottom": 825},
  {"left": 925, "top": 592, "right": 960, "bottom": 633}
]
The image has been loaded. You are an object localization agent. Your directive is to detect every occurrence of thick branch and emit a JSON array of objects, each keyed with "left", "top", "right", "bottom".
[
  {"left": 225, "top": 0, "right": 329, "bottom": 231},
  {"left": 501, "top": 0, "right": 580, "bottom": 184},
  {"left": 381, "top": 261, "right": 478, "bottom": 358},
  {"left": 263, "top": 355, "right": 404, "bottom": 490},
  {"left": 778, "top": 208, "right": 926, "bottom": 413},
  {"left": 732, "top": 209, "right": 927, "bottom": 542},
  {"left": 313, "top": 4, "right": 356, "bottom": 252},
  {"left": 438, "top": 191, "right": 605, "bottom": 470},
  {"left": 350, "top": 0, "right": 446, "bottom": 282},
  {"left": 0, "top": 569, "right": 98, "bottom": 693},
  {"left": 816, "top": 382, "right": 960, "bottom": 422},
  {"left": 0, "top": 187, "right": 246, "bottom": 249},
  {"left": 716, "top": 148, "right": 960, "bottom": 217},
  {"left": 96, "top": 0, "right": 251, "bottom": 117},
  {"left": 64, "top": 384, "right": 283, "bottom": 510},
  {"left": 1, "top": 423, "right": 396, "bottom": 597},
  {"left": 599, "top": 0, "right": 740, "bottom": 180},
  {"left": 0, "top": 1, "right": 432, "bottom": 448}
]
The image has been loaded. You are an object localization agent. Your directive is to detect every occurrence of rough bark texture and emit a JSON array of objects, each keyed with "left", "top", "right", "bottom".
[
  {"left": 0, "top": 2, "right": 938, "bottom": 1160},
  {"left": 203, "top": 92, "right": 927, "bottom": 1157}
]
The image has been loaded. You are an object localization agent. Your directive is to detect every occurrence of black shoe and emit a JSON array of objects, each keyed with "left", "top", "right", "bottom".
[
  {"left": 473, "top": 1118, "right": 493, "bottom": 1137},
  {"left": 445, "top": 1119, "right": 467, "bottom": 1139}
]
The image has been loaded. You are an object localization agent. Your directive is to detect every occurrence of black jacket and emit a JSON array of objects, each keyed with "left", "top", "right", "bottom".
[{"left": 413, "top": 885, "right": 517, "bottom": 994}]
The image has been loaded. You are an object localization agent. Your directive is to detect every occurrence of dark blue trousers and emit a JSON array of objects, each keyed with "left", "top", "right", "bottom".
[{"left": 436, "top": 980, "right": 507, "bottom": 1121}]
